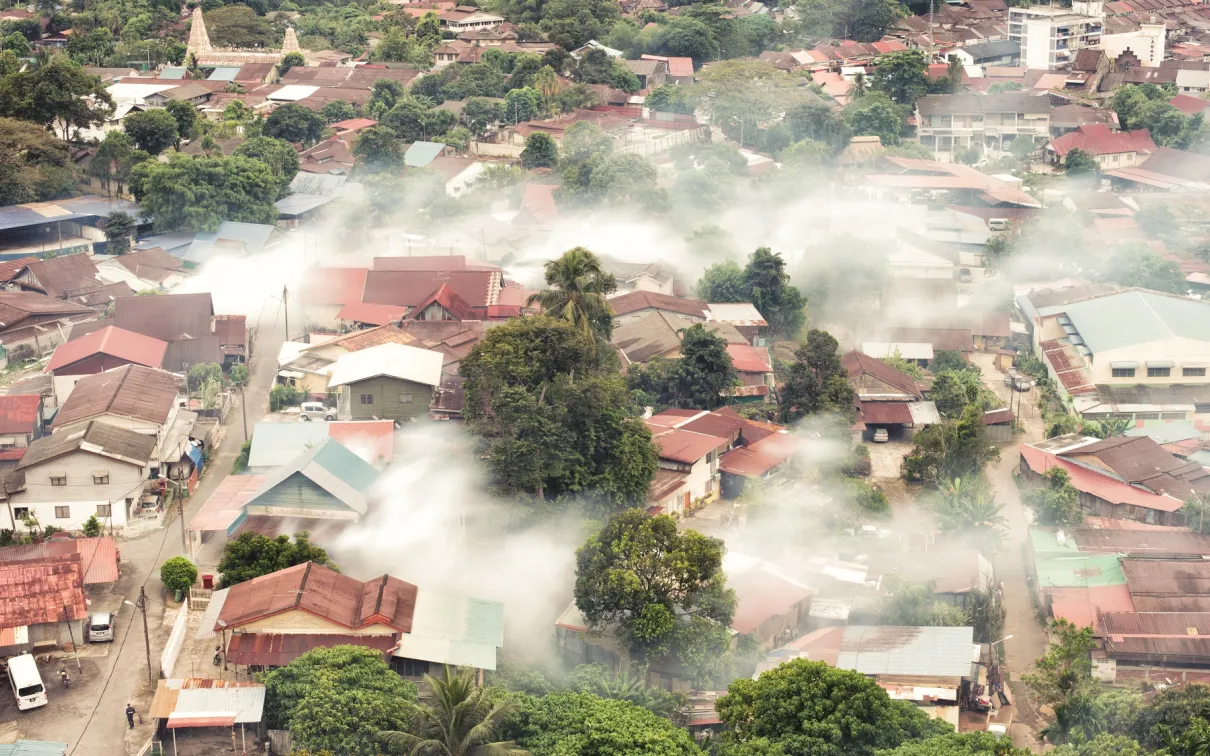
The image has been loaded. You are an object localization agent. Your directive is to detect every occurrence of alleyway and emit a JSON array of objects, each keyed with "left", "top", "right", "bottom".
[
  {"left": 50, "top": 309, "right": 287, "bottom": 755},
  {"left": 971, "top": 352, "right": 1049, "bottom": 749}
]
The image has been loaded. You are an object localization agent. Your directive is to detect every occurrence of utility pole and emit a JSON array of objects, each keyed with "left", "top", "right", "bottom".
[
  {"left": 282, "top": 285, "right": 289, "bottom": 342},
  {"left": 240, "top": 385, "right": 249, "bottom": 442},
  {"left": 62, "top": 605, "right": 81, "bottom": 672},
  {"left": 138, "top": 586, "right": 153, "bottom": 687}
]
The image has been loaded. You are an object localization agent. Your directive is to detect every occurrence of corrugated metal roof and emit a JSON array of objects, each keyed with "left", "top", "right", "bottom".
[
  {"left": 397, "top": 588, "right": 504, "bottom": 670},
  {"left": 51, "top": 364, "right": 180, "bottom": 430},
  {"left": 0, "top": 741, "right": 69, "bottom": 756},
  {"left": 194, "top": 588, "right": 228, "bottom": 640},
  {"left": 167, "top": 714, "right": 237, "bottom": 729},
  {"left": 326, "top": 342, "right": 443, "bottom": 388},
  {"left": 1038, "top": 289, "right": 1210, "bottom": 353},
  {"left": 405, "top": 141, "right": 446, "bottom": 167},
  {"left": 187, "top": 475, "right": 265, "bottom": 533},
  {"left": 1049, "top": 584, "right": 1136, "bottom": 634},
  {"left": 835, "top": 626, "right": 975, "bottom": 678},
  {"left": 174, "top": 686, "right": 264, "bottom": 723},
  {"left": 0, "top": 555, "right": 87, "bottom": 628},
  {"left": 228, "top": 632, "right": 396, "bottom": 666},
  {"left": 246, "top": 437, "right": 379, "bottom": 516}
]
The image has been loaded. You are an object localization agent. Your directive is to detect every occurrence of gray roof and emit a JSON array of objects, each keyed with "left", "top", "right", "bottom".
[
  {"left": 0, "top": 196, "right": 141, "bottom": 233},
  {"left": 247, "top": 420, "right": 330, "bottom": 469},
  {"left": 171, "top": 685, "right": 265, "bottom": 724},
  {"left": 1040, "top": 289, "right": 1210, "bottom": 353},
  {"left": 1124, "top": 421, "right": 1202, "bottom": 444},
  {"left": 835, "top": 625, "right": 975, "bottom": 678},
  {"left": 288, "top": 172, "right": 349, "bottom": 196},
  {"left": 916, "top": 92, "right": 1050, "bottom": 116},
  {"left": 276, "top": 193, "right": 338, "bottom": 217},
  {"left": 207, "top": 67, "right": 241, "bottom": 82},
  {"left": 1015, "top": 284, "right": 1120, "bottom": 323},
  {"left": 405, "top": 141, "right": 446, "bottom": 168},
  {"left": 18, "top": 420, "right": 157, "bottom": 469},
  {"left": 962, "top": 39, "right": 1020, "bottom": 59},
  {"left": 611, "top": 310, "right": 746, "bottom": 364}
]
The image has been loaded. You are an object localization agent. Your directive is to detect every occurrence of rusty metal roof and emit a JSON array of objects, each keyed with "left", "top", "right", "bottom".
[
  {"left": 1071, "top": 528, "right": 1210, "bottom": 556},
  {"left": 0, "top": 395, "right": 41, "bottom": 434},
  {"left": 226, "top": 632, "right": 396, "bottom": 667},
  {"left": 21, "top": 253, "right": 102, "bottom": 299},
  {"left": 113, "top": 293, "right": 214, "bottom": 342},
  {"left": 1062, "top": 435, "right": 1210, "bottom": 498},
  {"left": 0, "top": 536, "right": 118, "bottom": 584},
  {"left": 19, "top": 420, "right": 157, "bottom": 469},
  {"left": 53, "top": 365, "right": 179, "bottom": 429},
  {"left": 46, "top": 326, "right": 167, "bottom": 373},
  {"left": 0, "top": 555, "right": 86, "bottom": 629},
  {"left": 217, "top": 562, "right": 418, "bottom": 633}
]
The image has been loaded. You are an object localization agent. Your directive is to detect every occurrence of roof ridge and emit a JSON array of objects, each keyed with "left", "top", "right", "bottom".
[{"left": 297, "top": 562, "right": 312, "bottom": 609}]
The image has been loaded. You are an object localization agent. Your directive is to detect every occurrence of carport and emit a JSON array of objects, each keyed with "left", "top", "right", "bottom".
[
  {"left": 150, "top": 678, "right": 265, "bottom": 755},
  {"left": 858, "top": 401, "right": 914, "bottom": 441}
]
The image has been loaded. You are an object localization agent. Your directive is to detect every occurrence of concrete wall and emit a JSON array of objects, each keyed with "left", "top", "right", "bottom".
[{"left": 9, "top": 450, "right": 145, "bottom": 530}]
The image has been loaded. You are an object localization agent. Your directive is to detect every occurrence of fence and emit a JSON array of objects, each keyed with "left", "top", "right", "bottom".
[
  {"left": 160, "top": 600, "right": 190, "bottom": 679},
  {"left": 613, "top": 126, "right": 706, "bottom": 156}
]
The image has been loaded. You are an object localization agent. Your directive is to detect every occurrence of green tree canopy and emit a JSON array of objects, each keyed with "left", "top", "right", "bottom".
[
  {"left": 512, "top": 692, "right": 701, "bottom": 756},
  {"left": 263, "top": 645, "right": 416, "bottom": 754},
  {"left": 1065, "top": 147, "right": 1099, "bottom": 175},
  {"left": 743, "top": 247, "right": 806, "bottom": 338},
  {"left": 263, "top": 102, "right": 325, "bottom": 145},
  {"left": 103, "top": 210, "right": 137, "bottom": 255},
  {"left": 902, "top": 404, "right": 999, "bottom": 485},
  {"left": 378, "top": 667, "right": 525, "bottom": 756},
  {"left": 216, "top": 531, "right": 334, "bottom": 588},
  {"left": 1023, "top": 619, "right": 1097, "bottom": 707},
  {"left": 1028, "top": 467, "right": 1083, "bottom": 528},
  {"left": 779, "top": 329, "right": 855, "bottom": 423},
  {"left": 233, "top": 135, "right": 300, "bottom": 197},
  {"left": 124, "top": 108, "right": 179, "bottom": 155},
  {"left": 159, "top": 556, "right": 197, "bottom": 593},
  {"left": 574, "top": 510, "right": 735, "bottom": 677},
  {"left": 715, "top": 659, "right": 952, "bottom": 756},
  {"left": 319, "top": 99, "right": 357, "bottom": 124},
  {"left": 697, "top": 259, "right": 748, "bottom": 302},
  {"left": 526, "top": 246, "right": 617, "bottom": 344},
  {"left": 870, "top": 49, "right": 929, "bottom": 107},
  {"left": 844, "top": 92, "right": 905, "bottom": 145},
  {"left": 203, "top": 5, "right": 276, "bottom": 48},
  {"left": 0, "top": 116, "right": 73, "bottom": 205},
  {"left": 133, "top": 153, "right": 279, "bottom": 231},
  {"left": 876, "top": 731, "right": 1032, "bottom": 756},
  {"left": 521, "top": 131, "right": 558, "bottom": 168},
  {"left": 352, "top": 126, "right": 403, "bottom": 174},
  {"left": 666, "top": 323, "right": 737, "bottom": 410},
  {"left": 1128, "top": 683, "right": 1210, "bottom": 750}
]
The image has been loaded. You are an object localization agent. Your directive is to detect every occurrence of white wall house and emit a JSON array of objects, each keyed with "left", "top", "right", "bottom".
[
  {"left": 645, "top": 427, "right": 726, "bottom": 505},
  {"left": 1101, "top": 22, "right": 1166, "bottom": 68},
  {"left": 1009, "top": 4, "right": 1103, "bottom": 70},
  {"left": 7, "top": 421, "right": 155, "bottom": 532}
]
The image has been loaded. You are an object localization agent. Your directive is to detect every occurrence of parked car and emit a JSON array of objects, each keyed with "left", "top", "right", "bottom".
[
  {"left": 872, "top": 428, "right": 889, "bottom": 443},
  {"left": 1014, "top": 378, "right": 1033, "bottom": 392},
  {"left": 87, "top": 612, "right": 113, "bottom": 643},
  {"left": 299, "top": 402, "right": 336, "bottom": 422},
  {"left": 6, "top": 654, "right": 46, "bottom": 710}
]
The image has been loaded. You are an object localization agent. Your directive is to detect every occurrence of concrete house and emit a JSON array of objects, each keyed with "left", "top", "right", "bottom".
[
  {"left": 327, "top": 342, "right": 444, "bottom": 423},
  {"left": 915, "top": 93, "right": 1052, "bottom": 161},
  {"left": 8, "top": 421, "right": 156, "bottom": 531}
]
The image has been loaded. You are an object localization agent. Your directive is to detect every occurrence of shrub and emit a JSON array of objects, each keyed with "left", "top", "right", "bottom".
[
  {"left": 82, "top": 515, "right": 102, "bottom": 537},
  {"left": 269, "top": 383, "right": 301, "bottom": 411},
  {"left": 160, "top": 556, "right": 198, "bottom": 594}
]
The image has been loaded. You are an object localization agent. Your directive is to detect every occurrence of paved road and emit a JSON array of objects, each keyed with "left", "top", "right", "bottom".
[
  {"left": 54, "top": 313, "right": 287, "bottom": 755},
  {"left": 971, "top": 352, "right": 1048, "bottom": 749}
]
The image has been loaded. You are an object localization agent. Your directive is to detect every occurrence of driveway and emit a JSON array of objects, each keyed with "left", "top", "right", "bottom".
[{"left": 867, "top": 438, "right": 910, "bottom": 480}]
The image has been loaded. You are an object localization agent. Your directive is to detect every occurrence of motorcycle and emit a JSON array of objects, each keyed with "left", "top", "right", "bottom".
[
  {"left": 213, "top": 645, "right": 222, "bottom": 667},
  {"left": 59, "top": 668, "right": 70, "bottom": 689}
]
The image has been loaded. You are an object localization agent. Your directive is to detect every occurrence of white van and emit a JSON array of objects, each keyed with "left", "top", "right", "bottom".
[{"left": 6, "top": 654, "right": 47, "bottom": 710}]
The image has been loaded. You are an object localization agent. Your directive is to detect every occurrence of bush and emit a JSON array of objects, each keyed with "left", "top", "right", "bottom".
[
  {"left": 269, "top": 383, "right": 301, "bottom": 411},
  {"left": 41, "top": 525, "right": 62, "bottom": 539},
  {"left": 82, "top": 515, "right": 102, "bottom": 537},
  {"left": 232, "top": 440, "right": 252, "bottom": 474},
  {"left": 160, "top": 556, "right": 198, "bottom": 594}
]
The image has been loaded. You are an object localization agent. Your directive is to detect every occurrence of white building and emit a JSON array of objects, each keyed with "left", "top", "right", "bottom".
[
  {"left": 1101, "top": 22, "right": 1166, "bottom": 68},
  {"left": 6, "top": 421, "right": 155, "bottom": 531},
  {"left": 1009, "top": 4, "right": 1103, "bottom": 70}
]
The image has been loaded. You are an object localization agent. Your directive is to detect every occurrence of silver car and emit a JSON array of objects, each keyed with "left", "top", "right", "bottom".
[
  {"left": 299, "top": 402, "right": 336, "bottom": 422},
  {"left": 87, "top": 612, "right": 113, "bottom": 643}
]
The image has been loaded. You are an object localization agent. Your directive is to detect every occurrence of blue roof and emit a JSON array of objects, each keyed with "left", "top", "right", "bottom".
[
  {"left": 0, "top": 742, "right": 69, "bottom": 756},
  {"left": 0, "top": 196, "right": 142, "bottom": 233},
  {"left": 208, "top": 67, "right": 241, "bottom": 81},
  {"left": 405, "top": 141, "right": 446, "bottom": 168},
  {"left": 1124, "top": 421, "right": 1202, "bottom": 444},
  {"left": 160, "top": 67, "right": 188, "bottom": 79},
  {"left": 186, "top": 221, "right": 279, "bottom": 261}
]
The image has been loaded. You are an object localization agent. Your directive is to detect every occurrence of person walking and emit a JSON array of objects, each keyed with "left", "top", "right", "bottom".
[{"left": 126, "top": 704, "right": 136, "bottom": 729}]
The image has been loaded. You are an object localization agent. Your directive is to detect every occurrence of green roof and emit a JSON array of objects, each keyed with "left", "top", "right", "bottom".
[
  {"left": 1030, "top": 528, "right": 1127, "bottom": 588},
  {"left": 247, "top": 437, "right": 379, "bottom": 515},
  {"left": 396, "top": 589, "right": 505, "bottom": 670},
  {"left": 1039, "top": 290, "right": 1210, "bottom": 353}
]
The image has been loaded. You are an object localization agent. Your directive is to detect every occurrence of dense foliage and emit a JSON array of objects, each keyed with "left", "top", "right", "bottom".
[{"left": 216, "top": 531, "right": 334, "bottom": 588}]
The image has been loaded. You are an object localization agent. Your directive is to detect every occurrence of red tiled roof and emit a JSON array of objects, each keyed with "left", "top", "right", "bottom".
[
  {"left": 406, "top": 283, "right": 477, "bottom": 321},
  {"left": 300, "top": 267, "right": 368, "bottom": 306},
  {"left": 0, "top": 555, "right": 87, "bottom": 628},
  {"left": 726, "top": 344, "right": 772, "bottom": 373},
  {"left": 720, "top": 434, "right": 795, "bottom": 477},
  {"left": 337, "top": 301, "right": 408, "bottom": 325},
  {"left": 841, "top": 350, "right": 923, "bottom": 399},
  {"left": 647, "top": 427, "right": 727, "bottom": 464},
  {"left": 330, "top": 117, "right": 378, "bottom": 132},
  {"left": 0, "top": 394, "right": 40, "bottom": 434},
  {"left": 520, "top": 184, "right": 558, "bottom": 223},
  {"left": 1020, "top": 445, "right": 1184, "bottom": 512},
  {"left": 1050, "top": 124, "right": 1158, "bottom": 157},
  {"left": 361, "top": 270, "right": 499, "bottom": 309},
  {"left": 1049, "top": 584, "right": 1135, "bottom": 635},
  {"left": 45, "top": 325, "right": 168, "bottom": 373}
]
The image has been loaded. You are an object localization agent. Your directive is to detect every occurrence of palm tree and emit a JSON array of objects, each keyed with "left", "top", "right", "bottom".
[
  {"left": 849, "top": 71, "right": 867, "bottom": 98},
  {"left": 535, "top": 65, "right": 560, "bottom": 101},
  {"left": 526, "top": 247, "right": 617, "bottom": 347},
  {"left": 378, "top": 666, "right": 529, "bottom": 756},
  {"left": 933, "top": 477, "right": 1008, "bottom": 556}
]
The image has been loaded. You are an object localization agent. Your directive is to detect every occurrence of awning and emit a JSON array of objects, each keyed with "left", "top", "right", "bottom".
[
  {"left": 1147, "top": 361, "right": 1175, "bottom": 368},
  {"left": 167, "top": 713, "right": 237, "bottom": 729},
  {"left": 1110, "top": 361, "right": 1139, "bottom": 368}
]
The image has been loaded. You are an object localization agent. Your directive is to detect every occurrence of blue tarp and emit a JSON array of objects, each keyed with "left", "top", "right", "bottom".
[{"left": 187, "top": 442, "right": 204, "bottom": 476}]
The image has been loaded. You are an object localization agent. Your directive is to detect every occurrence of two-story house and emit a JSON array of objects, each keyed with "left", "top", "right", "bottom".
[
  {"left": 1047, "top": 124, "right": 1157, "bottom": 170},
  {"left": 644, "top": 423, "right": 727, "bottom": 506},
  {"left": 915, "top": 93, "right": 1053, "bottom": 161},
  {"left": 326, "top": 342, "right": 444, "bottom": 423},
  {"left": 7, "top": 420, "right": 156, "bottom": 531}
]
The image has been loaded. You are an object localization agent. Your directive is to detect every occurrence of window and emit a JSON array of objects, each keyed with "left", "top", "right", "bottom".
[
  {"left": 400, "top": 394, "right": 414, "bottom": 405},
  {"left": 49, "top": 474, "right": 66, "bottom": 486},
  {"left": 1112, "top": 367, "right": 1135, "bottom": 378},
  {"left": 54, "top": 506, "right": 70, "bottom": 520},
  {"left": 1185, "top": 367, "right": 1207, "bottom": 377},
  {"left": 13, "top": 507, "right": 28, "bottom": 521},
  {"left": 92, "top": 472, "right": 109, "bottom": 485},
  {"left": 1148, "top": 367, "right": 1171, "bottom": 377},
  {"left": 96, "top": 504, "right": 111, "bottom": 517},
  {"left": 360, "top": 394, "right": 374, "bottom": 405}
]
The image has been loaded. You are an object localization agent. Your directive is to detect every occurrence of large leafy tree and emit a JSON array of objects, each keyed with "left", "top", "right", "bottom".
[
  {"left": 124, "top": 108, "right": 180, "bottom": 155},
  {"left": 714, "top": 659, "right": 952, "bottom": 756},
  {"left": 378, "top": 667, "right": 526, "bottom": 756},
  {"left": 520, "top": 131, "right": 558, "bottom": 169},
  {"left": 90, "top": 131, "right": 148, "bottom": 198},
  {"left": 656, "top": 324, "right": 737, "bottom": 410},
  {"left": 844, "top": 92, "right": 905, "bottom": 145},
  {"left": 1028, "top": 467, "right": 1083, "bottom": 527},
  {"left": 264, "top": 102, "right": 326, "bottom": 145},
  {"left": 1065, "top": 147, "right": 1099, "bottom": 175},
  {"left": 462, "top": 317, "right": 658, "bottom": 510},
  {"left": 233, "top": 136, "right": 299, "bottom": 197},
  {"left": 512, "top": 692, "right": 701, "bottom": 756},
  {"left": 878, "top": 577, "right": 969, "bottom": 627},
  {"left": 526, "top": 247, "right": 617, "bottom": 344},
  {"left": 878, "top": 731, "right": 1032, "bottom": 756},
  {"left": 779, "top": 329, "right": 855, "bottom": 423},
  {"left": 263, "top": 646, "right": 416, "bottom": 755},
  {"left": 574, "top": 510, "right": 735, "bottom": 676},
  {"left": 352, "top": 126, "right": 404, "bottom": 175},
  {"left": 930, "top": 370, "right": 988, "bottom": 419},
  {"left": 1023, "top": 619, "right": 1097, "bottom": 707},
  {"left": 870, "top": 49, "right": 929, "bottom": 107},
  {"left": 103, "top": 211, "right": 137, "bottom": 255},
  {"left": 0, "top": 117, "right": 74, "bottom": 205},
  {"left": 1100, "top": 241, "right": 1187, "bottom": 294},
  {"left": 216, "top": 531, "right": 334, "bottom": 588},
  {"left": 697, "top": 260, "right": 747, "bottom": 302},
  {"left": 164, "top": 99, "right": 201, "bottom": 145},
  {"left": 16, "top": 56, "right": 115, "bottom": 141},
  {"left": 902, "top": 404, "right": 999, "bottom": 486},
  {"left": 1050, "top": 734, "right": 1147, "bottom": 756},
  {"left": 743, "top": 247, "right": 806, "bottom": 339},
  {"left": 203, "top": 5, "right": 276, "bottom": 48},
  {"left": 1128, "top": 683, "right": 1210, "bottom": 750},
  {"left": 133, "top": 153, "right": 280, "bottom": 231}
]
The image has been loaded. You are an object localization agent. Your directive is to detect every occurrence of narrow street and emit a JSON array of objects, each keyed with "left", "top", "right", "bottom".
[
  {"left": 53, "top": 310, "right": 286, "bottom": 755},
  {"left": 971, "top": 352, "right": 1049, "bottom": 749}
]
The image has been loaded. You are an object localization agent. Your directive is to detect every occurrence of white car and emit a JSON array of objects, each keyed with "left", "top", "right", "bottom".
[
  {"left": 872, "top": 428, "right": 889, "bottom": 443},
  {"left": 299, "top": 402, "right": 336, "bottom": 422}
]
